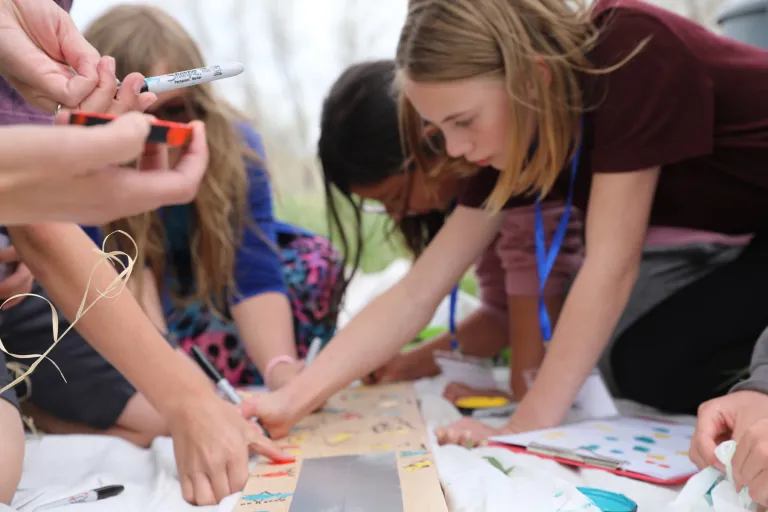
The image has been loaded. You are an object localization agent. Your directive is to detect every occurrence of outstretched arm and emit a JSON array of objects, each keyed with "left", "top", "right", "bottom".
[
  {"left": 280, "top": 206, "right": 503, "bottom": 417},
  {"left": 7, "top": 223, "right": 214, "bottom": 415},
  {"left": 509, "top": 168, "right": 658, "bottom": 429}
]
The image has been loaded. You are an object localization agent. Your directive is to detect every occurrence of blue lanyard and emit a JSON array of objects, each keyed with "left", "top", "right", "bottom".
[
  {"left": 444, "top": 199, "right": 461, "bottom": 352},
  {"left": 535, "top": 120, "right": 583, "bottom": 342},
  {"left": 448, "top": 284, "right": 459, "bottom": 351}
]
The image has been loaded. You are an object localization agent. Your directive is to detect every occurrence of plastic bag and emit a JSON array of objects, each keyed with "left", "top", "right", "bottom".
[{"left": 669, "top": 441, "right": 756, "bottom": 512}]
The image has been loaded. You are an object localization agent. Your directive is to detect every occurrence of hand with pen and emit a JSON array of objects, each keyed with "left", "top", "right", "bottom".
[{"left": 0, "top": 0, "right": 208, "bottom": 225}]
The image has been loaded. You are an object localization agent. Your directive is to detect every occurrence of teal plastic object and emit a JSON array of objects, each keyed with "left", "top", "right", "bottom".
[{"left": 577, "top": 487, "right": 637, "bottom": 512}]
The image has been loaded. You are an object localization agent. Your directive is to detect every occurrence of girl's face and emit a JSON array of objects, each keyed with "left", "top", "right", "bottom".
[
  {"left": 401, "top": 74, "right": 529, "bottom": 171},
  {"left": 350, "top": 170, "right": 461, "bottom": 221}
]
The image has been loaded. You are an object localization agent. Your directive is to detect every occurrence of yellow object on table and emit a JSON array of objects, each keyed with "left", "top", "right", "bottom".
[{"left": 454, "top": 396, "right": 509, "bottom": 409}]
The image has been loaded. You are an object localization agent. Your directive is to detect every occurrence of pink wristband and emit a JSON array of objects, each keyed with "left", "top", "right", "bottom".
[{"left": 264, "top": 355, "right": 296, "bottom": 386}]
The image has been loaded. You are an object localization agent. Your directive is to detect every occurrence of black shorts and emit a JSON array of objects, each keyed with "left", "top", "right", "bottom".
[{"left": 0, "top": 282, "right": 137, "bottom": 430}]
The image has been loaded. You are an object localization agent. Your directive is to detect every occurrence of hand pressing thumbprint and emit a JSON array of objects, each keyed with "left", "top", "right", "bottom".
[{"left": 434, "top": 417, "right": 500, "bottom": 448}]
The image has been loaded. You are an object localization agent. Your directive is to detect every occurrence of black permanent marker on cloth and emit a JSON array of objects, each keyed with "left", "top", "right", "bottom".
[
  {"left": 189, "top": 345, "right": 271, "bottom": 439},
  {"left": 34, "top": 485, "right": 124, "bottom": 510}
]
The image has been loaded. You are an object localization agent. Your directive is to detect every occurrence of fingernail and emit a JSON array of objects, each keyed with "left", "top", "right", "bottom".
[
  {"left": 107, "top": 56, "right": 116, "bottom": 75},
  {"left": 133, "top": 80, "right": 143, "bottom": 94}
]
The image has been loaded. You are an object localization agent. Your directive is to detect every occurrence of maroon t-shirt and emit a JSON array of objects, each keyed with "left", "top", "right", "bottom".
[{"left": 458, "top": 0, "right": 768, "bottom": 235}]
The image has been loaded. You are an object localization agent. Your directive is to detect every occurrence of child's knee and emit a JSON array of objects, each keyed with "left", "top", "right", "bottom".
[{"left": 0, "top": 399, "right": 24, "bottom": 504}]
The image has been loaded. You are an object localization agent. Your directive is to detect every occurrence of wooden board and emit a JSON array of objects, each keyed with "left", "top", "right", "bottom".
[{"left": 234, "top": 382, "right": 448, "bottom": 511}]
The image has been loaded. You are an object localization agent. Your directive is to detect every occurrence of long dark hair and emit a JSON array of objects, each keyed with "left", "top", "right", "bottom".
[{"left": 318, "top": 59, "right": 445, "bottom": 300}]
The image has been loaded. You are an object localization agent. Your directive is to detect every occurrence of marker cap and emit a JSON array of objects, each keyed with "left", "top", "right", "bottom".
[{"left": 94, "top": 485, "right": 125, "bottom": 499}]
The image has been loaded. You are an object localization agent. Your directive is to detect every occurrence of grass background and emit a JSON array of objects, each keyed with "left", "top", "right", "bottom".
[
  {"left": 275, "top": 193, "right": 508, "bottom": 363},
  {"left": 274, "top": 193, "right": 479, "bottom": 296}
]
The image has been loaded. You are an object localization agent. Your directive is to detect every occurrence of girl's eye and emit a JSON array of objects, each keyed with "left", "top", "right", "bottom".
[{"left": 455, "top": 118, "right": 473, "bottom": 128}]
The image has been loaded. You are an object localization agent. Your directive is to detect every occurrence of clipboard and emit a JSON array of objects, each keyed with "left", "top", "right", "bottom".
[{"left": 489, "top": 416, "right": 699, "bottom": 486}]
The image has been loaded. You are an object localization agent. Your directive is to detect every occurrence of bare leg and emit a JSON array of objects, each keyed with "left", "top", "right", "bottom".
[{"left": 0, "top": 399, "right": 24, "bottom": 504}]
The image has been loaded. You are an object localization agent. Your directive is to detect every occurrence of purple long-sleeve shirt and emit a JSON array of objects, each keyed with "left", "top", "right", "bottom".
[{"left": 0, "top": 1, "right": 73, "bottom": 126}]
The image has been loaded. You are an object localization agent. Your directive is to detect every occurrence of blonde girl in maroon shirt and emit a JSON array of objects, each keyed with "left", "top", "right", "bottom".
[{"left": 248, "top": 0, "right": 768, "bottom": 503}]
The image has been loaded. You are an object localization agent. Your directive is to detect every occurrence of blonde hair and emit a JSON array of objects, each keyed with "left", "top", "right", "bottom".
[
  {"left": 396, "top": 0, "right": 643, "bottom": 211},
  {"left": 84, "top": 4, "right": 261, "bottom": 315}
]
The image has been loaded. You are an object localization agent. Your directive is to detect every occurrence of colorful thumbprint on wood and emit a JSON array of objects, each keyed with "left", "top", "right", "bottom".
[
  {"left": 261, "top": 468, "right": 294, "bottom": 478},
  {"left": 400, "top": 449, "right": 428, "bottom": 457},
  {"left": 287, "top": 433, "right": 309, "bottom": 445},
  {"left": 404, "top": 459, "right": 433, "bottom": 471},
  {"left": 241, "top": 491, "right": 293, "bottom": 502},
  {"left": 327, "top": 432, "right": 354, "bottom": 444}
]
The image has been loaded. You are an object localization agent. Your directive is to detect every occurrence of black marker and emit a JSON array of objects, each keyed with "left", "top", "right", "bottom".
[
  {"left": 35, "top": 485, "right": 124, "bottom": 510},
  {"left": 189, "top": 345, "right": 271, "bottom": 438}
]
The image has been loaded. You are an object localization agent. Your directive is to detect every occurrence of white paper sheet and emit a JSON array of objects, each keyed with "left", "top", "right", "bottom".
[
  {"left": 433, "top": 351, "right": 497, "bottom": 391},
  {"left": 573, "top": 370, "right": 620, "bottom": 419},
  {"left": 668, "top": 441, "right": 757, "bottom": 512}
]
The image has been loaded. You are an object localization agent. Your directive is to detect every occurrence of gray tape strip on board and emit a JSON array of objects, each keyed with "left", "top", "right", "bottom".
[{"left": 289, "top": 452, "right": 404, "bottom": 512}]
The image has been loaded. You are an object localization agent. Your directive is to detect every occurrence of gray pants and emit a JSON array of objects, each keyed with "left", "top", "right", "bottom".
[{"left": 599, "top": 242, "right": 748, "bottom": 396}]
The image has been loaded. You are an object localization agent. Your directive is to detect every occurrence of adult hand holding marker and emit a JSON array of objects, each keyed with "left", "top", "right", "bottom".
[
  {"left": 116, "top": 62, "right": 245, "bottom": 94},
  {"left": 66, "top": 62, "right": 247, "bottom": 146},
  {"left": 0, "top": 0, "right": 101, "bottom": 113}
]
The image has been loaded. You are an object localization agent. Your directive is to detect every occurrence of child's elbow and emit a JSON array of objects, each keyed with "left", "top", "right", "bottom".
[{"left": 583, "top": 249, "right": 642, "bottom": 286}]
